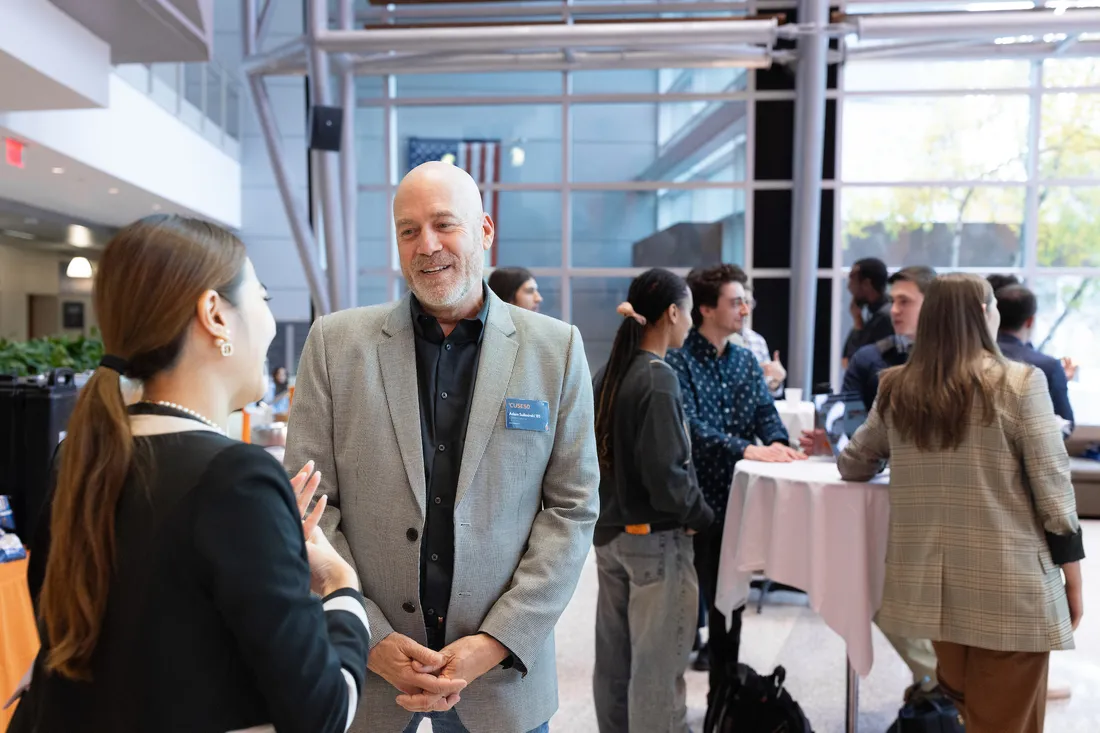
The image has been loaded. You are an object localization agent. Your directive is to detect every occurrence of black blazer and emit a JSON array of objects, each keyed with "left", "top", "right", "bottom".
[{"left": 11, "top": 413, "right": 370, "bottom": 733}]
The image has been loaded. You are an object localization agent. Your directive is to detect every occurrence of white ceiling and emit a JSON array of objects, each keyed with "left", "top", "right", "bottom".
[{"left": 0, "top": 126, "right": 206, "bottom": 230}]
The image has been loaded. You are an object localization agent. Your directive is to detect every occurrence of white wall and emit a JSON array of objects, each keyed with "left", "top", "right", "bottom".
[
  {"left": 0, "top": 244, "right": 94, "bottom": 341},
  {"left": 0, "top": 74, "right": 241, "bottom": 228},
  {"left": 0, "top": 0, "right": 110, "bottom": 111}
]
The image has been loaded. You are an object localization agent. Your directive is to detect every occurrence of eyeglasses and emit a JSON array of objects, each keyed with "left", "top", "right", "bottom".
[{"left": 731, "top": 297, "right": 757, "bottom": 311}]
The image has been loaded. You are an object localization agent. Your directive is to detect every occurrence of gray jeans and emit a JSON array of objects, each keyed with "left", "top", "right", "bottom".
[{"left": 593, "top": 530, "right": 698, "bottom": 733}]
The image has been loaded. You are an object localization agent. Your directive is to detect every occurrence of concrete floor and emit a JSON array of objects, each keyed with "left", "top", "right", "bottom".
[{"left": 418, "top": 519, "right": 1100, "bottom": 732}]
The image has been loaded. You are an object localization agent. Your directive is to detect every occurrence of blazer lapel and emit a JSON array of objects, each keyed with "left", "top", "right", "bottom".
[
  {"left": 379, "top": 296, "right": 427, "bottom": 516},
  {"left": 456, "top": 297, "right": 518, "bottom": 506}
]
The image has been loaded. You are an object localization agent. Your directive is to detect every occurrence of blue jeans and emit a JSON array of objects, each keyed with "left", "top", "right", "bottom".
[{"left": 402, "top": 709, "right": 549, "bottom": 733}]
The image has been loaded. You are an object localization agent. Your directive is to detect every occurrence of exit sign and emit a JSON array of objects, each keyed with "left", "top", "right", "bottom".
[{"left": 5, "top": 138, "right": 25, "bottom": 168}]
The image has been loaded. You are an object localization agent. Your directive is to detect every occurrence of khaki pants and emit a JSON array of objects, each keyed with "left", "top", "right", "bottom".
[
  {"left": 881, "top": 629, "right": 938, "bottom": 690},
  {"left": 933, "top": 641, "right": 1050, "bottom": 733}
]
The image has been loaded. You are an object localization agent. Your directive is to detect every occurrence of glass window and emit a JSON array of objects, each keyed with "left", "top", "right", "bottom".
[
  {"left": 355, "top": 107, "right": 386, "bottom": 186},
  {"left": 571, "top": 276, "right": 633, "bottom": 374},
  {"left": 396, "top": 72, "right": 560, "bottom": 98},
  {"left": 395, "top": 105, "right": 562, "bottom": 182},
  {"left": 357, "top": 275, "right": 392, "bottom": 308},
  {"left": 1038, "top": 187, "right": 1100, "bottom": 268},
  {"left": 843, "top": 60, "right": 1031, "bottom": 92},
  {"left": 572, "top": 189, "right": 745, "bottom": 268},
  {"left": 1031, "top": 276, "right": 1100, "bottom": 423},
  {"left": 572, "top": 69, "right": 658, "bottom": 95},
  {"left": 841, "top": 95, "right": 1029, "bottom": 182},
  {"left": 1043, "top": 58, "right": 1100, "bottom": 88},
  {"left": 841, "top": 186, "right": 1025, "bottom": 268},
  {"left": 493, "top": 191, "right": 562, "bottom": 269},
  {"left": 1040, "top": 93, "right": 1100, "bottom": 180},
  {"left": 571, "top": 101, "right": 748, "bottom": 183},
  {"left": 357, "top": 191, "right": 392, "bottom": 269}
]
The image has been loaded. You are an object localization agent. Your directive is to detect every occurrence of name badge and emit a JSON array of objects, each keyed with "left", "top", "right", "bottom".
[{"left": 505, "top": 398, "right": 550, "bottom": 432}]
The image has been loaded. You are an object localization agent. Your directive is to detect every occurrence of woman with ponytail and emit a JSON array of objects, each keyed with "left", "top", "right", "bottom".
[
  {"left": 10, "top": 215, "right": 375, "bottom": 733},
  {"left": 591, "top": 268, "right": 714, "bottom": 733}
]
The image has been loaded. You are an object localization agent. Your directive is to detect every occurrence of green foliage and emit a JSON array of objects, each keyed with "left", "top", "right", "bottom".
[{"left": 0, "top": 331, "right": 104, "bottom": 377}]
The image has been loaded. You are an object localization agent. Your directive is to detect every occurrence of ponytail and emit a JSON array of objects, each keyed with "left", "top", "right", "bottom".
[
  {"left": 594, "top": 268, "right": 688, "bottom": 469},
  {"left": 39, "top": 368, "right": 133, "bottom": 679}
]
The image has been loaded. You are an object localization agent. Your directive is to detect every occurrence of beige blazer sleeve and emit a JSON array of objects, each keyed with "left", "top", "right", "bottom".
[
  {"left": 837, "top": 399, "right": 890, "bottom": 482},
  {"left": 287, "top": 315, "right": 397, "bottom": 648},
  {"left": 1014, "top": 367, "right": 1080, "bottom": 540}
]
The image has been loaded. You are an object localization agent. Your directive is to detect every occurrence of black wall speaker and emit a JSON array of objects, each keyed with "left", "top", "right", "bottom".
[{"left": 310, "top": 105, "right": 343, "bottom": 152}]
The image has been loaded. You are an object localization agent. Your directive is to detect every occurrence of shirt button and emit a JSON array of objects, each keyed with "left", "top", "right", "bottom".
[
  {"left": 402, "top": 602, "right": 416, "bottom": 613},
  {"left": 445, "top": 344, "right": 452, "bottom": 351},
  {"left": 427, "top": 608, "right": 435, "bottom": 616},
  {"left": 441, "top": 391, "right": 448, "bottom": 399},
  {"left": 434, "top": 496, "right": 442, "bottom": 505},
  {"left": 406, "top": 528, "right": 418, "bottom": 542},
  {"left": 431, "top": 553, "right": 439, "bottom": 561},
  {"left": 438, "top": 444, "right": 446, "bottom": 452}
]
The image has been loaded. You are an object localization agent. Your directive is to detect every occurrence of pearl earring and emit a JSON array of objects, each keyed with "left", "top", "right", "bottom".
[{"left": 216, "top": 333, "right": 234, "bottom": 357}]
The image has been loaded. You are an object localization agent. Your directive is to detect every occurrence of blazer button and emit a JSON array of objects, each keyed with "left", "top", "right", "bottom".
[
  {"left": 406, "top": 528, "right": 418, "bottom": 542},
  {"left": 402, "top": 602, "right": 416, "bottom": 614}
]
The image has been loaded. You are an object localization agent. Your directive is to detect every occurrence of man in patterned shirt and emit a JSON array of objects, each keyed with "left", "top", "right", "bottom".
[
  {"left": 723, "top": 267, "right": 786, "bottom": 397},
  {"left": 666, "top": 264, "right": 804, "bottom": 705}
]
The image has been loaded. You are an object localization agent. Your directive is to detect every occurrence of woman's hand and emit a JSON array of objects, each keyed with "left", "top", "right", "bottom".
[
  {"left": 306, "top": 524, "right": 359, "bottom": 597},
  {"left": 1063, "top": 561, "right": 1084, "bottom": 631},
  {"left": 290, "top": 461, "right": 326, "bottom": 539}
]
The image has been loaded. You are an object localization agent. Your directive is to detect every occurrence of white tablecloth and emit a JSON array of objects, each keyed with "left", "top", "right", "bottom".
[
  {"left": 715, "top": 459, "right": 890, "bottom": 676},
  {"left": 774, "top": 400, "right": 816, "bottom": 442}
]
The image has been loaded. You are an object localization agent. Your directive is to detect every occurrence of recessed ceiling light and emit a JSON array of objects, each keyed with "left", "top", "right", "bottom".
[
  {"left": 67, "top": 224, "right": 94, "bottom": 248},
  {"left": 108, "top": 187, "right": 119, "bottom": 195},
  {"left": 52, "top": 167, "right": 64, "bottom": 174}
]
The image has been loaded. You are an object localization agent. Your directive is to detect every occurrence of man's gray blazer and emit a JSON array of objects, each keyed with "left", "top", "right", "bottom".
[{"left": 284, "top": 291, "right": 600, "bottom": 733}]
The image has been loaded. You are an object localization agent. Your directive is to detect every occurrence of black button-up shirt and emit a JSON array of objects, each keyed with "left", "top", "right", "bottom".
[
  {"left": 411, "top": 291, "right": 488, "bottom": 649},
  {"left": 666, "top": 329, "right": 789, "bottom": 521}
]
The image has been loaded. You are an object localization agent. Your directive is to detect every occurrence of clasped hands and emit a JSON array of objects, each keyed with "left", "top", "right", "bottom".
[{"left": 369, "top": 632, "right": 508, "bottom": 713}]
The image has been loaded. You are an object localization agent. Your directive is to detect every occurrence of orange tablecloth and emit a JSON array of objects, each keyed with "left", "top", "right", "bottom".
[{"left": 0, "top": 557, "right": 38, "bottom": 730}]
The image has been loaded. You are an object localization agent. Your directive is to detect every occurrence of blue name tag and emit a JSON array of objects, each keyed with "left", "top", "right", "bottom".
[{"left": 505, "top": 398, "right": 550, "bottom": 432}]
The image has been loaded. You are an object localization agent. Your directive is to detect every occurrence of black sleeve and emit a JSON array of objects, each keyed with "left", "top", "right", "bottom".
[
  {"left": 192, "top": 444, "right": 370, "bottom": 733},
  {"left": 635, "top": 371, "right": 714, "bottom": 532}
]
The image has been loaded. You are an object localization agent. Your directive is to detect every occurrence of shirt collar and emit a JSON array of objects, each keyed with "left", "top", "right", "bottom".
[
  {"left": 998, "top": 333, "right": 1026, "bottom": 348},
  {"left": 686, "top": 328, "right": 726, "bottom": 361},
  {"left": 410, "top": 281, "right": 490, "bottom": 343}
]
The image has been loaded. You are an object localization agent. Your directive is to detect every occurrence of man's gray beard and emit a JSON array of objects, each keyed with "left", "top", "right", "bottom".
[{"left": 412, "top": 270, "right": 479, "bottom": 309}]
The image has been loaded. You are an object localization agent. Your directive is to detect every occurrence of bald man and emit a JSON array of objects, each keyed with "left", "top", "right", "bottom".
[{"left": 285, "top": 162, "right": 600, "bottom": 733}]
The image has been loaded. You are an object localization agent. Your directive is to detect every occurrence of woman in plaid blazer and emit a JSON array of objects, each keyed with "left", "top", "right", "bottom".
[{"left": 839, "top": 273, "right": 1084, "bottom": 733}]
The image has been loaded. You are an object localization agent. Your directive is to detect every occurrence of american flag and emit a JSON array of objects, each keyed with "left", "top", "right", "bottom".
[{"left": 407, "top": 137, "right": 502, "bottom": 265}]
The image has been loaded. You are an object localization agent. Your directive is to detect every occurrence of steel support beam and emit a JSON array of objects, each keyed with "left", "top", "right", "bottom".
[
  {"left": 788, "top": 0, "right": 829, "bottom": 395},
  {"left": 241, "top": 36, "right": 309, "bottom": 76},
  {"left": 315, "top": 19, "right": 779, "bottom": 55},
  {"left": 339, "top": 0, "right": 358, "bottom": 308},
  {"left": 308, "top": 0, "right": 347, "bottom": 312},
  {"left": 257, "top": 0, "right": 276, "bottom": 46},
  {"left": 853, "top": 8, "right": 1100, "bottom": 42},
  {"left": 349, "top": 48, "right": 772, "bottom": 75},
  {"left": 247, "top": 74, "right": 332, "bottom": 316}
]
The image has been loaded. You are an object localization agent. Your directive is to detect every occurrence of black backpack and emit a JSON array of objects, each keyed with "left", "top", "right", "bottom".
[
  {"left": 887, "top": 692, "right": 965, "bottom": 733},
  {"left": 705, "top": 664, "right": 815, "bottom": 733}
]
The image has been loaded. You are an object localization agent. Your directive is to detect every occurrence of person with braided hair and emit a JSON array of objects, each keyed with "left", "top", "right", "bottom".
[{"left": 591, "top": 268, "right": 714, "bottom": 733}]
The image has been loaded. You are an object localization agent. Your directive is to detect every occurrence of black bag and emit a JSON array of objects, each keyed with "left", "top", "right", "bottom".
[
  {"left": 887, "top": 693, "right": 965, "bottom": 733},
  {"left": 705, "top": 663, "right": 814, "bottom": 733}
]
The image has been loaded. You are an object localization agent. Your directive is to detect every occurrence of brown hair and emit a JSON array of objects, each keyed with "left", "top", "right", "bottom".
[
  {"left": 876, "top": 273, "right": 1005, "bottom": 452},
  {"left": 40, "top": 215, "right": 247, "bottom": 680},
  {"left": 686, "top": 263, "right": 747, "bottom": 327}
]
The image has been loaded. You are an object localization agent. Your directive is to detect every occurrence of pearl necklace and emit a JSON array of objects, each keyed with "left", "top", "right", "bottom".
[{"left": 141, "top": 401, "right": 225, "bottom": 435}]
